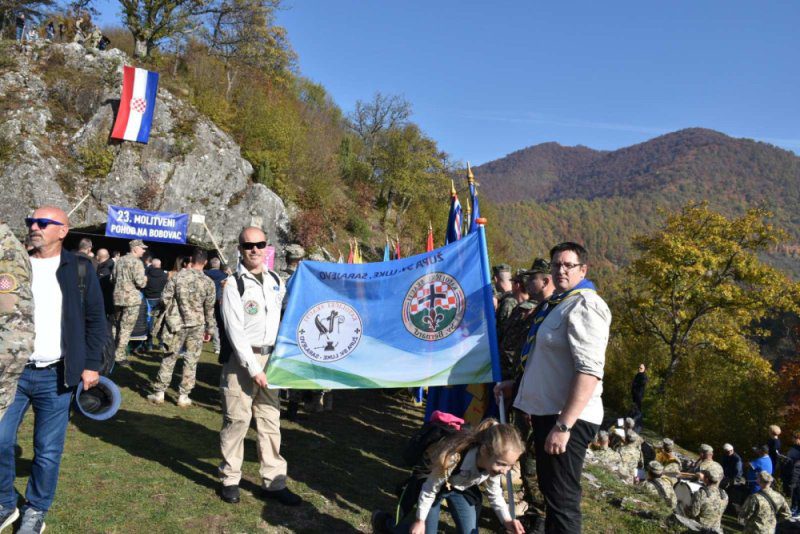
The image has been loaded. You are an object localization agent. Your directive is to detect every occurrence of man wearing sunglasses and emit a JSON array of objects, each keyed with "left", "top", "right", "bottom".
[
  {"left": 218, "top": 227, "right": 302, "bottom": 506},
  {"left": 0, "top": 206, "right": 106, "bottom": 534}
]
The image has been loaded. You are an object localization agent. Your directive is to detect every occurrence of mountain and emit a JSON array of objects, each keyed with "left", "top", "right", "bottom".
[{"left": 476, "top": 129, "right": 800, "bottom": 277}]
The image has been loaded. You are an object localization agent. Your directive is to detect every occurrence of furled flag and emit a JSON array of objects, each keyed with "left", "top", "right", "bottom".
[
  {"left": 445, "top": 180, "right": 463, "bottom": 245},
  {"left": 266, "top": 230, "right": 501, "bottom": 390},
  {"left": 394, "top": 237, "right": 402, "bottom": 260},
  {"left": 383, "top": 238, "right": 391, "bottom": 262},
  {"left": 467, "top": 163, "right": 481, "bottom": 234},
  {"left": 111, "top": 66, "right": 159, "bottom": 144}
]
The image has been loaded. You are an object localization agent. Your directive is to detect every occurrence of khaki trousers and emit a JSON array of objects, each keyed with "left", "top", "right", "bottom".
[{"left": 219, "top": 355, "right": 287, "bottom": 489}]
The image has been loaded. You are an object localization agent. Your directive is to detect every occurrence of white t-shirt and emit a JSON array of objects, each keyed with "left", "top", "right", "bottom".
[{"left": 30, "top": 255, "right": 63, "bottom": 366}]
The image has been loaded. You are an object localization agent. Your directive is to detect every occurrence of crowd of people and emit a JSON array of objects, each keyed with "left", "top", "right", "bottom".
[
  {"left": 13, "top": 11, "right": 110, "bottom": 50},
  {"left": 3, "top": 206, "right": 799, "bottom": 533}
]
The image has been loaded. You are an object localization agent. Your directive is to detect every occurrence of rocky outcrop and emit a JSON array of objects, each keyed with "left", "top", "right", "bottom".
[{"left": 0, "top": 42, "right": 289, "bottom": 266}]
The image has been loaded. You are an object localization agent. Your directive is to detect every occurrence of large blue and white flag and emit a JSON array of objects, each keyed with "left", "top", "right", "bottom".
[{"left": 267, "top": 230, "right": 501, "bottom": 389}]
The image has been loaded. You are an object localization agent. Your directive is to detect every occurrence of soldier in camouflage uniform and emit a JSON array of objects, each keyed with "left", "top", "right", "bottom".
[
  {"left": 0, "top": 222, "right": 34, "bottom": 421},
  {"left": 113, "top": 239, "right": 147, "bottom": 364},
  {"left": 738, "top": 471, "right": 791, "bottom": 533},
  {"left": 281, "top": 245, "right": 308, "bottom": 420},
  {"left": 640, "top": 461, "right": 677, "bottom": 509},
  {"left": 683, "top": 466, "right": 728, "bottom": 533},
  {"left": 147, "top": 249, "right": 216, "bottom": 407},
  {"left": 689, "top": 444, "right": 724, "bottom": 482},
  {"left": 510, "top": 259, "right": 553, "bottom": 529},
  {"left": 656, "top": 438, "right": 682, "bottom": 482},
  {"left": 498, "top": 270, "right": 534, "bottom": 380},
  {"left": 494, "top": 264, "right": 516, "bottom": 335},
  {"left": 590, "top": 430, "right": 622, "bottom": 473},
  {"left": 618, "top": 429, "right": 644, "bottom": 483}
]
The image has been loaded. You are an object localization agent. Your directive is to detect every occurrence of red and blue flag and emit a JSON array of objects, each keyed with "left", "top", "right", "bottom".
[{"left": 111, "top": 66, "right": 159, "bottom": 144}]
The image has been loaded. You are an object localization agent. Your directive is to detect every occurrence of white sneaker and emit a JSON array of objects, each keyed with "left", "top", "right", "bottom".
[
  {"left": 146, "top": 391, "right": 165, "bottom": 404},
  {"left": 177, "top": 395, "right": 192, "bottom": 407},
  {"left": 0, "top": 505, "right": 19, "bottom": 533}
]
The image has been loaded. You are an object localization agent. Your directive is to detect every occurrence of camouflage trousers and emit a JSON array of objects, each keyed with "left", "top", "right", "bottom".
[
  {"left": 514, "top": 408, "right": 547, "bottom": 517},
  {"left": 0, "top": 350, "right": 28, "bottom": 422},
  {"left": 153, "top": 325, "right": 204, "bottom": 396},
  {"left": 114, "top": 305, "right": 140, "bottom": 362}
]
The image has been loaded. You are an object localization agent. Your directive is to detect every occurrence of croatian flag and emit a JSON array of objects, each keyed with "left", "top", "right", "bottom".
[{"left": 111, "top": 66, "right": 159, "bottom": 144}]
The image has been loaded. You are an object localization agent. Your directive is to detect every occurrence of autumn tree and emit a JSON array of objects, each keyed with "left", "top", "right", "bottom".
[
  {"left": 119, "top": 0, "right": 201, "bottom": 58},
  {"left": 606, "top": 202, "right": 800, "bottom": 447}
]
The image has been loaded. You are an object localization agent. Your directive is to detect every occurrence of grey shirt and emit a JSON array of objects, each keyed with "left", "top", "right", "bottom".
[{"left": 513, "top": 290, "right": 611, "bottom": 425}]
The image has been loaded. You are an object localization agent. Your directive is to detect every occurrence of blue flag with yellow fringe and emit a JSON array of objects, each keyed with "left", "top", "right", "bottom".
[{"left": 266, "top": 230, "right": 501, "bottom": 390}]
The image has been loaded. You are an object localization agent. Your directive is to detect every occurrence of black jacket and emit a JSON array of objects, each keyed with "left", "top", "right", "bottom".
[
  {"left": 143, "top": 267, "right": 168, "bottom": 299},
  {"left": 54, "top": 250, "right": 107, "bottom": 386}
]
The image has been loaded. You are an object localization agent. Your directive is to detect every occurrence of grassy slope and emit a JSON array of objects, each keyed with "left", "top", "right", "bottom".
[{"left": 13, "top": 345, "right": 694, "bottom": 533}]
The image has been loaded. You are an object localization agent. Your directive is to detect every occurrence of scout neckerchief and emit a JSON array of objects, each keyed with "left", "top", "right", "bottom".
[{"left": 517, "top": 278, "right": 598, "bottom": 375}]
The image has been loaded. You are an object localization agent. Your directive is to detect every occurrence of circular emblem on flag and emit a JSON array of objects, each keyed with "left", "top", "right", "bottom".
[
  {"left": 131, "top": 97, "right": 147, "bottom": 113},
  {"left": 402, "top": 272, "right": 466, "bottom": 341},
  {"left": 296, "top": 301, "right": 362, "bottom": 363},
  {"left": 0, "top": 273, "right": 17, "bottom": 293},
  {"left": 244, "top": 300, "right": 259, "bottom": 315}
]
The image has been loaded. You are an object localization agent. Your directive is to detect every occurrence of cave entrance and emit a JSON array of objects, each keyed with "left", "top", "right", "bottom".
[{"left": 65, "top": 224, "right": 221, "bottom": 271}]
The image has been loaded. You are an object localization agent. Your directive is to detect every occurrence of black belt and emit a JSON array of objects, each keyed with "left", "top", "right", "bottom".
[
  {"left": 25, "top": 361, "right": 60, "bottom": 370},
  {"left": 251, "top": 345, "right": 274, "bottom": 355}
]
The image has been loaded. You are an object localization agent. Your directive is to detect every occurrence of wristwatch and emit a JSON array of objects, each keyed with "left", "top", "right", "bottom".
[{"left": 554, "top": 421, "right": 571, "bottom": 432}]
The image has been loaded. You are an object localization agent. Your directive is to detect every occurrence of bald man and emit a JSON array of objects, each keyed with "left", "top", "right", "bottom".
[
  {"left": 218, "top": 227, "right": 301, "bottom": 506},
  {"left": 0, "top": 206, "right": 107, "bottom": 533}
]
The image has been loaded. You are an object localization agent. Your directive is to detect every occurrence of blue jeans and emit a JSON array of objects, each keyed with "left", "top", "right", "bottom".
[
  {"left": 424, "top": 489, "right": 480, "bottom": 533},
  {"left": 16, "top": 27, "right": 24, "bottom": 41},
  {"left": 0, "top": 366, "right": 73, "bottom": 513}
]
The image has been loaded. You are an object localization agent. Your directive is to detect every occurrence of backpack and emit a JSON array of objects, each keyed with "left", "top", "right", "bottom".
[
  {"left": 218, "top": 270, "right": 282, "bottom": 364},
  {"left": 77, "top": 259, "right": 115, "bottom": 376},
  {"left": 394, "top": 420, "right": 480, "bottom": 525}
]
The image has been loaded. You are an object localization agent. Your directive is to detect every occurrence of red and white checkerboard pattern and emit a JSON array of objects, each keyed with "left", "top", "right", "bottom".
[
  {"left": 131, "top": 97, "right": 147, "bottom": 113},
  {"left": 0, "top": 274, "right": 15, "bottom": 292},
  {"left": 410, "top": 283, "right": 456, "bottom": 313}
]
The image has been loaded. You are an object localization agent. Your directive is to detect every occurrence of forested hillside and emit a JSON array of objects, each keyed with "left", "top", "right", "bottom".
[{"left": 476, "top": 129, "right": 800, "bottom": 277}]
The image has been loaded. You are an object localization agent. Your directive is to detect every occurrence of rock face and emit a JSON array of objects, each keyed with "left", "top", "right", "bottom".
[{"left": 0, "top": 42, "right": 289, "bottom": 267}]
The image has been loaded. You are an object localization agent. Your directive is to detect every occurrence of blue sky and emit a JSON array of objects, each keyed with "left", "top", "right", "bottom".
[{"left": 96, "top": 1, "right": 799, "bottom": 164}]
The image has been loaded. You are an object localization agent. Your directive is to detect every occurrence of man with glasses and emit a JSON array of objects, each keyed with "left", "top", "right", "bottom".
[
  {"left": 496, "top": 242, "right": 611, "bottom": 533},
  {"left": 112, "top": 239, "right": 148, "bottom": 366},
  {"left": 217, "top": 227, "right": 302, "bottom": 506},
  {"left": 0, "top": 207, "right": 106, "bottom": 534},
  {"left": 0, "top": 221, "right": 34, "bottom": 424}
]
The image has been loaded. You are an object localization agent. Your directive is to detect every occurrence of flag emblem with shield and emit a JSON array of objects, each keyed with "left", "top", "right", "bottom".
[{"left": 403, "top": 272, "right": 466, "bottom": 341}]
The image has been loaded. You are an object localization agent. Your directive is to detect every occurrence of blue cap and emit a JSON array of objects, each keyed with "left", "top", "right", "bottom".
[{"left": 74, "top": 376, "right": 121, "bottom": 421}]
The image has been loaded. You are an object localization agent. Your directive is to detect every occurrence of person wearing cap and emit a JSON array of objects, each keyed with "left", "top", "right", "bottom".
[
  {"left": 112, "top": 239, "right": 148, "bottom": 365},
  {"left": 689, "top": 444, "right": 722, "bottom": 478},
  {"left": 739, "top": 470, "right": 790, "bottom": 532},
  {"left": 656, "top": 438, "right": 681, "bottom": 482},
  {"left": 494, "top": 264, "right": 516, "bottom": 333},
  {"left": 640, "top": 461, "right": 677, "bottom": 508},
  {"left": 498, "top": 258, "right": 553, "bottom": 527},
  {"left": 747, "top": 445, "right": 774, "bottom": 493},
  {"left": 685, "top": 466, "right": 728, "bottom": 533},
  {"left": 218, "top": 227, "right": 302, "bottom": 507},
  {"left": 721, "top": 443, "right": 743, "bottom": 489},
  {"left": 0, "top": 206, "right": 106, "bottom": 534},
  {"left": 590, "top": 431, "right": 622, "bottom": 473},
  {"left": 618, "top": 429, "right": 643, "bottom": 484},
  {"left": 147, "top": 248, "right": 216, "bottom": 408},
  {"left": 495, "top": 242, "right": 611, "bottom": 533},
  {"left": 496, "top": 269, "right": 534, "bottom": 380},
  {"left": 280, "top": 244, "right": 305, "bottom": 282}
]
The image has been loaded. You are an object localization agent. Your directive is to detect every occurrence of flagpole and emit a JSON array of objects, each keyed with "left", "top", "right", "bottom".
[{"left": 477, "top": 219, "right": 515, "bottom": 519}]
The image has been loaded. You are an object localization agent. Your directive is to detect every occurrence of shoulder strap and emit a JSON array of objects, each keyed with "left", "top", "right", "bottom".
[
  {"left": 652, "top": 479, "right": 669, "bottom": 502},
  {"left": 77, "top": 258, "right": 88, "bottom": 306},
  {"left": 234, "top": 273, "right": 245, "bottom": 296},
  {"left": 758, "top": 490, "right": 779, "bottom": 516},
  {"left": 266, "top": 270, "right": 281, "bottom": 288}
]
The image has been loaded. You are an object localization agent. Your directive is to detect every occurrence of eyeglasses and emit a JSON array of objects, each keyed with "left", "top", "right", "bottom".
[
  {"left": 25, "top": 217, "right": 65, "bottom": 229},
  {"left": 551, "top": 262, "right": 584, "bottom": 272},
  {"left": 240, "top": 241, "right": 267, "bottom": 250}
]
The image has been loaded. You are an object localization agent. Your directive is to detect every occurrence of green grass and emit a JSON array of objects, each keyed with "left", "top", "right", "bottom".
[{"left": 11, "top": 345, "right": 697, "bottom": 533}]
